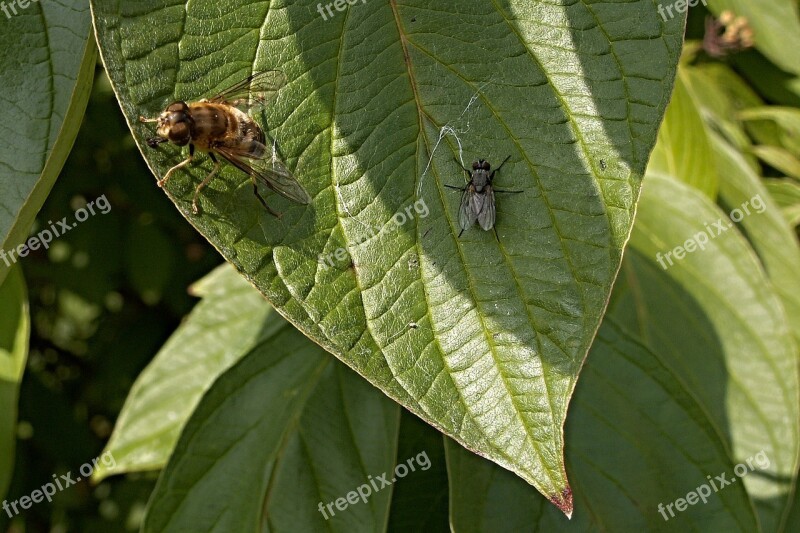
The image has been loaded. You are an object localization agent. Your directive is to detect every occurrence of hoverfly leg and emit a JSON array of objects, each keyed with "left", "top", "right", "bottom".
[
  {"left": 445, "top": 184, "right": 466, "bottom": 191},
  {"left": 192, "top": 152, "right": 222, "bottom": 215},
  {"left": 251, "top": 178, "right": 282, "bottom": 218},
  {"left": 493, "top": 189, "right": 523, "bottom": 194},
  {"left": 159, "top": 144, "right": 195, "bottom": 188}
]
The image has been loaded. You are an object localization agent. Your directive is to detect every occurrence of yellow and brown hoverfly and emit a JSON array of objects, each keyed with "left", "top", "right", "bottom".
[{"left": 139, "top": 71, "right": 310, "bottom": 216}]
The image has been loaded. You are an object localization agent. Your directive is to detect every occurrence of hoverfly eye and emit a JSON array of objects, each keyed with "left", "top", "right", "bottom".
[
  {"left": 167, "top": 121, "right": 191, "bottom": 146},
  {"left": 166, "top": 101, "right": 189, "bottom": 113},
  {"left": 482, "top": 161, "right": 491, "bottom": 171},
  {"left": 472, "top": 161, "right": 480, "bottom": 170}
]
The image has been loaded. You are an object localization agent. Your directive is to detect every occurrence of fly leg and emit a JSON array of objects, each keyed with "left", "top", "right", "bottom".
[
  {"left": 160, "top": 144, "right": 195, "bottom": 188},
  {"left": 488, "top": 155, "right": 511, "bottom": 181},
  {"left": 192, "top": 151, "right": 221, "bottom": 215}
]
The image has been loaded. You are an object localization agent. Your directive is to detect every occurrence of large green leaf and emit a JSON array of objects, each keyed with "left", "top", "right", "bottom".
[
  {"left": 91, "top": 0, "right": 684, "bottom": 510},
  {"left": 0, "top": 0, "right": 95, "bottom": 286},
  {"left": 611, "top": 176, "right": 799, "bottom": 531},
  {"left": 0, "top": 266, "right": 29, "bottom": 501},
  {"left": 93, "top": 264, "right": 279, "bottom": 481},
  {"left": 448, "top": 321, "right": 760, "bottom": 532},
  {"left": 446, "top": 175, "right": 799, "bottom": 532},
  {"left": 142, "top": 313, "right": 400, "bottom": 532}
]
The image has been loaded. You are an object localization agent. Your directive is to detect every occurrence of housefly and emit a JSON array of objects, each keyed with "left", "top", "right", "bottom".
[
  {"left": 139, "top": 71, "right": 310, "bottom": 216},
  {"left": 446, "top": 156, "right": 521, "bottom": 237}
]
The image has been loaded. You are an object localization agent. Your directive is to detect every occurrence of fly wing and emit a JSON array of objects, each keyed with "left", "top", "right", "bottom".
[
  {"left": 214, "top": 141, "right": 311, "bottom": 205},
  {"left": 459, "top": 186, "right": 478, "bottom": 232},
  {"left": 477, "top": 187, "right": 496, "bottom": 231},
  {"left": 209, "top": 71, "right": 287, "bottom": 112}
]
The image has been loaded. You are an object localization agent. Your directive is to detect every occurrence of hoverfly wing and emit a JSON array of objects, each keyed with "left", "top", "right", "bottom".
[
  {"left": 477, "top": 187, "right": 496, "bottom": 231},
  {"left": 210, "top": 71, "right": 287, "bottom": 112},
  {"left": 214, "top": 142, "right": 311, "bottom": 205},
  {"left": 459, "top": 187, "right": 478, "bottom": 232}
]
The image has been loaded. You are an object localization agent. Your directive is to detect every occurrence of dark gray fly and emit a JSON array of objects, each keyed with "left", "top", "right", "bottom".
[{"left": 446, "top": 156, "right": 521, "bottom": 237}]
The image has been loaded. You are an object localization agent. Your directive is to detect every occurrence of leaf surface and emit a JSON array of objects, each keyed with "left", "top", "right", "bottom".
[
  {"left": 0, "top": 0, "right": 95, "bottom": 285},
  {"left": 91, "top": 0, "right": 684, "bottom": 508}
]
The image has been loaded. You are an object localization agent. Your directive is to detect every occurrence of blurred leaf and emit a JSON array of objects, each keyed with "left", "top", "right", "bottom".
[
  {"left": 750, "top": 145, "right": 800, "bottom": 180},
  {"left": 447, "top": 320, "right": 760, "bottom": 532},
  {"left": 0, "top": 266, "right": 29, "bottom": 501},
  {"left": 387, "top": 412, "right": 449, "bottom": 532},
  {"left": 711, "top": 132, "right": 800, "bottom": 345},
  {"left": 92, "top": 0, "right": 684, "bottom": 510},
  {"left": 0, "top": 0, "right": 95, "bottom": 286},
  {"left": 682, "top": 60, "right": 761, "bottom": 170},
  {"left": 734, "top": 51, "right": 800, "bottom": 108},
  {"left": 94, "top": 264, "right": 276, "bottom": 481},
  {"left": 612, "top": 176, "right": 799, "bottom": 531},
  {"left": 142, "top": 316, "right": 400, "bottom": 533},
  {"left": 739, "top": 106, "right": 800, "bottom": 154},
  {"left": 706, "top": 0, "right": 800, "bottom": 76},
  {"left": 125, "top": 219, "right": 177, "bottom": 305},
  {"left": 764, "top": 178, "right": 800, "bottom": 227},
  {"left": 648, "top": 71, "right": 718, "bottom": 197}
]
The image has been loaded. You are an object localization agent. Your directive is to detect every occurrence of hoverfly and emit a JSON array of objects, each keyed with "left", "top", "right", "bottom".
[
  {"left": 446, "top": 156, "right": 521, "bottom": 237},
  {"left": 139, "top": 71, "right": 310, "bottom": 216}
]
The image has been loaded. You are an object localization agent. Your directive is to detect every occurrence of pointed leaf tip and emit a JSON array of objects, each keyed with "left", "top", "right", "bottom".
[{"left": 551, "top": 486, "right": 573, "bottom": 518}]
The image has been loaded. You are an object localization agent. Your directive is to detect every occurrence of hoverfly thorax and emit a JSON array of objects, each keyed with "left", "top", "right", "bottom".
[{"left": 155, "top": 101, "right": 195, "bottom": 146}]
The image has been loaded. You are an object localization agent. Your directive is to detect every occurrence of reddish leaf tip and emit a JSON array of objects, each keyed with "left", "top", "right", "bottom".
[{"left": 550, "top": 486, "right": 573, "bottom": 518}]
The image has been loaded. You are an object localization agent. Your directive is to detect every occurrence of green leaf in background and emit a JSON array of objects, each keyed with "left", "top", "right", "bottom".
[
  {"left": 142, "top": 314, "right": 400, "bottom": 533},
  {"left": 764, "top": 178, "right": 800, "bottom": 227},
  {"left": 711, "top": 132, "right": 800, "bottom": 345},
  {"left": 611, "top": 176, "right": 799, "bottom": 532},
  {"left": 739, "top": 107, "right": 800, "bottom": 154},
  {"left": 447, "top": 320, "right": 759, "bottom": 532},
  {"left": 682, "top": 61, "right": 761, "bottom": 169},
  {"left": 647, "top": 71, "right": 719, "bottom": 197},
  {"left": 91, "top": 0, "right": 684, "bottom": 510},
  {"left": 706, "top": 0, "right": 800, "bottom": 76},
  {"left": 387, "top": 412, "right": 449, "bottom": 532},
  {"left": 749, "top": 145, "right": 800, "bottom": 181},
  {"left": 733, "top": 51, "right": 800, "bottom": 108},
  {"left": 93, "top": 264, "right": 277, "bottom": 481},
  {"left": 0, "top": 265, "right": 29, "bottom": 501},
  {"left": 0, "top": 0, "right": 95, "bottom": 287}
]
